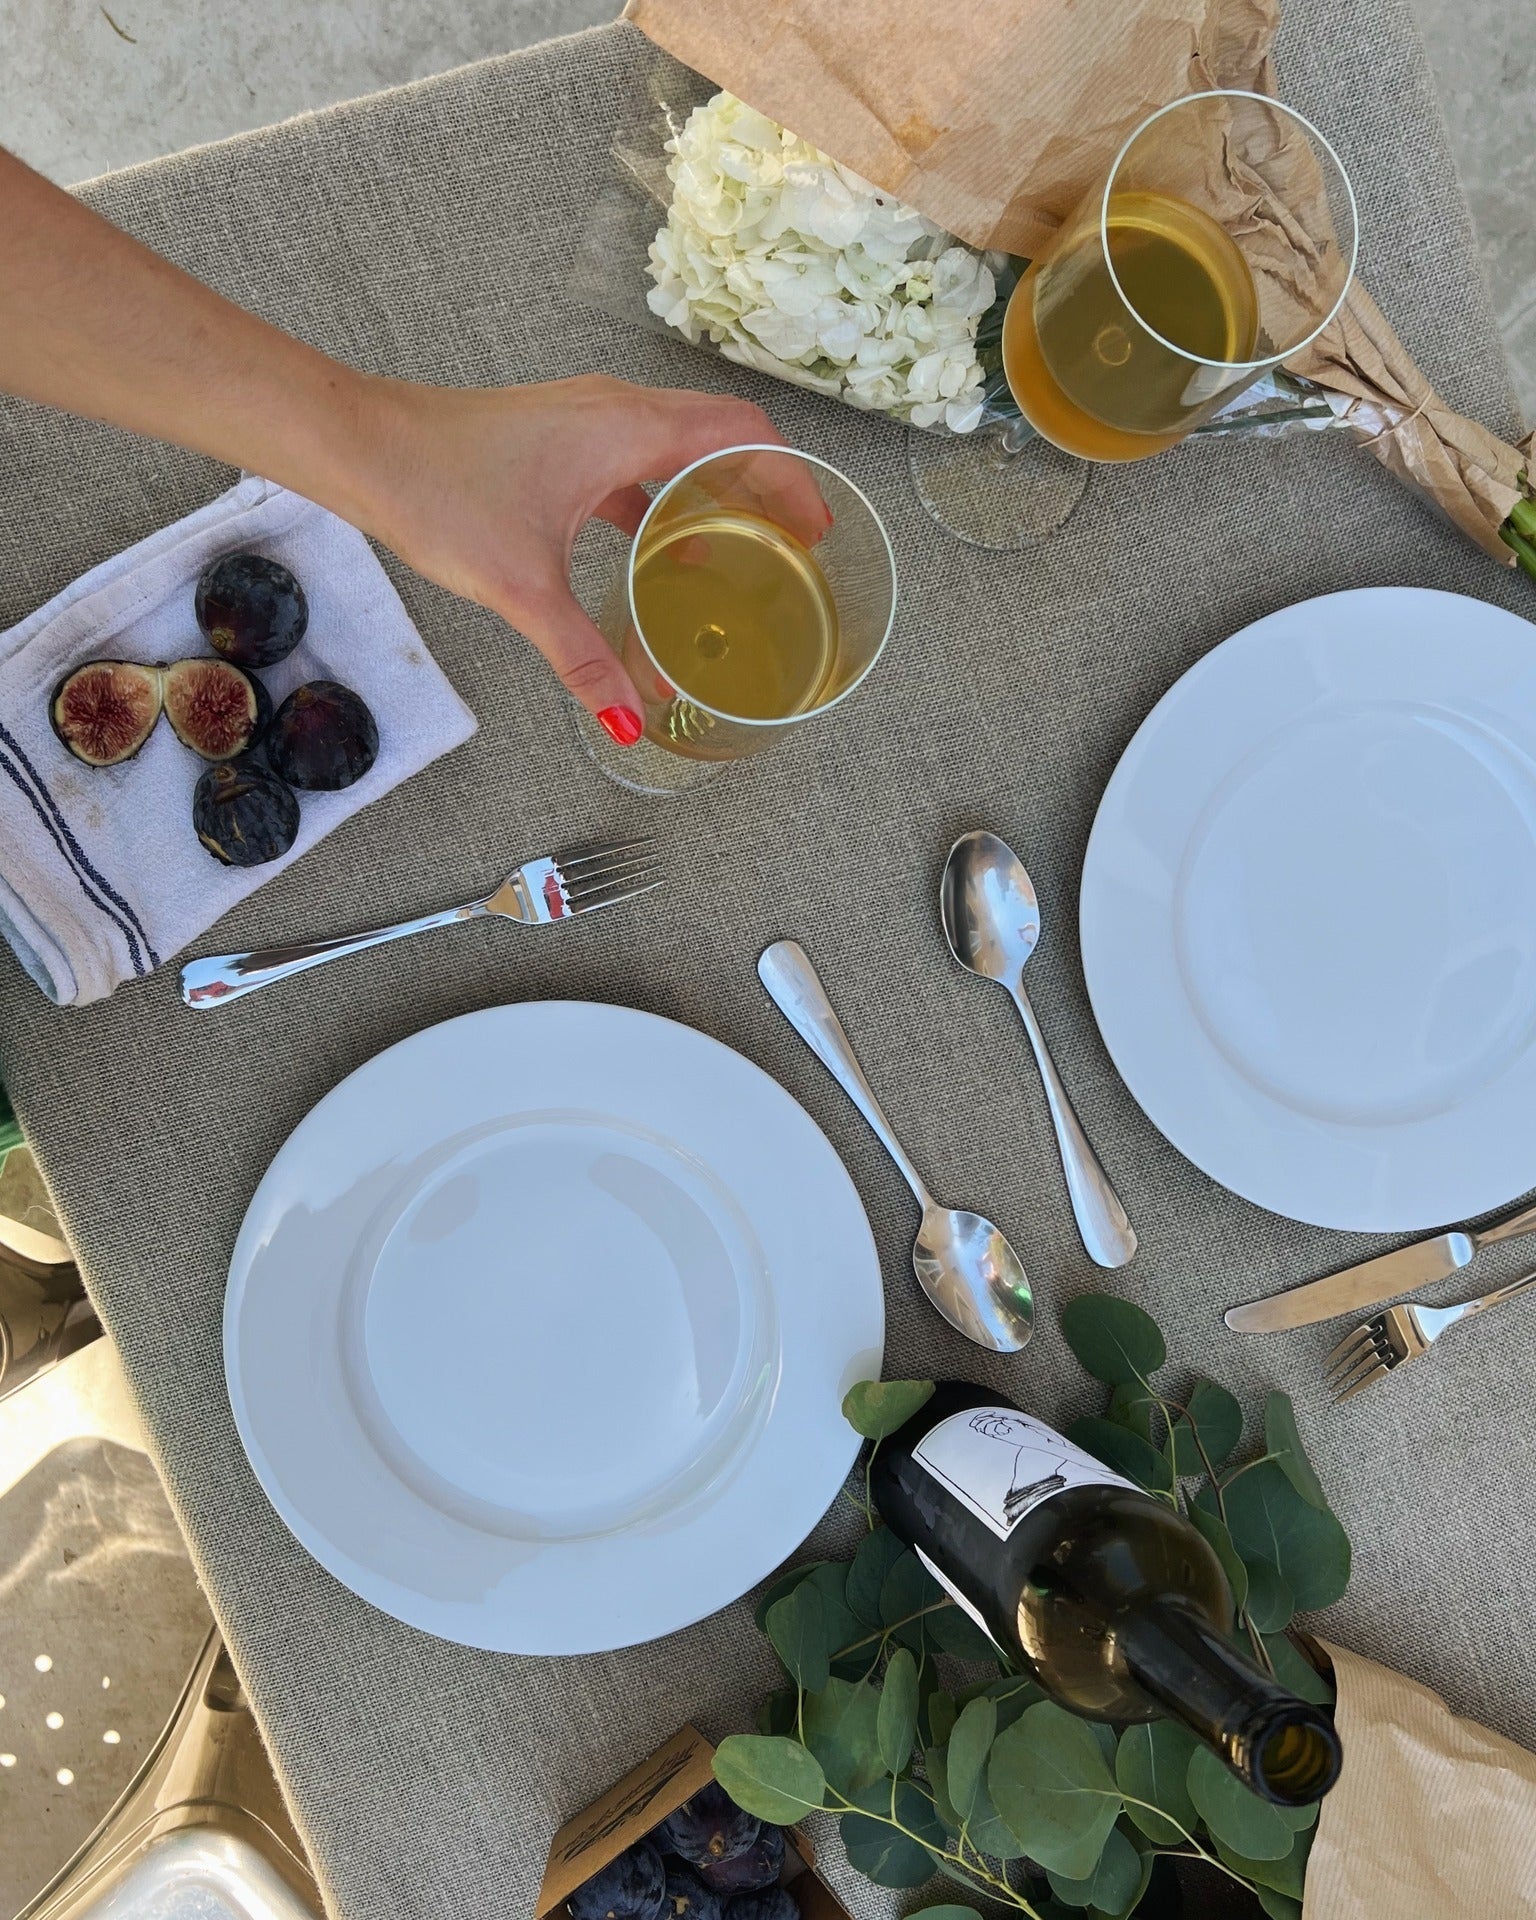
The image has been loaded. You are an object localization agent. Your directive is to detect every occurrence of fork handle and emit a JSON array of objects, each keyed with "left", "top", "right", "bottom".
[
  {"left": 180, "top": 899, "right": 489, "bottom": 1007},
  {"left": 1456, "top": 1264, "right": 1536, "bottom": 1323}
]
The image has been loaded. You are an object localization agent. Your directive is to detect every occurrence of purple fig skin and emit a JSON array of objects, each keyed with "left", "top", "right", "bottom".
[
  {"left": 696, "top": 1828, "right": 784, "bottom": 1896},
  {"left": 566, "top": 1841, "right": 668, "bottom": 1920},
  {"left": 196, "top": 552, "right": 308, "bottom": 668},
  {"left": 265, "top": 679, "right": 378, "bottom": 791},
  {"left": 656, "top": 1784, "right": 760, "bottom": 1867},
  {"left": 192, "top": 761, "right": 300, "bottom": 867}
]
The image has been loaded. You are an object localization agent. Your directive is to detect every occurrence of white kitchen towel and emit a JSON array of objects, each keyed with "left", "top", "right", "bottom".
[{"left": 0, "top": 475, "right": 477, "bottom": 1006}]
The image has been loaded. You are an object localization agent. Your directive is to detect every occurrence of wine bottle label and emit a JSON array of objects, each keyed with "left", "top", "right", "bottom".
[{"left": 912, "top": 1406, "right": 1134, "bottom": 1541}]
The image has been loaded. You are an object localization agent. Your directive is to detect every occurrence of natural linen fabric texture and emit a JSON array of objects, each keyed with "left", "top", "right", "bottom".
[{"left": 0, "top": 14, "right": 1529, "bottom": 1919}]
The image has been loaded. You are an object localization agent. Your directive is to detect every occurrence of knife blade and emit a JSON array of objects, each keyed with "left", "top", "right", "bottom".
[{"left": 1225, "top": 1230, "right": 1477, "bottom": 1333}]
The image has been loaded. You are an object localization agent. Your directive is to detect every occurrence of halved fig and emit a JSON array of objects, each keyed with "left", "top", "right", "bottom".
[
  {"left": 195, "top": 552, "right": 307, "bottom": 668},
  {"left": 193, "top": 762, "right": 300, "bottom": 867},
  {"left": 51, "top": 660, "right": 163, "bottom": 766},
  {"left": 163, "top": 657, "right": 263, "bottom": 762}
]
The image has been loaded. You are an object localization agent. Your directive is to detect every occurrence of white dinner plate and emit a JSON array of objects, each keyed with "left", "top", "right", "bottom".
[
  {"left": 225, "top": 1002, "right": 883, "bottom": 1653},
  {"left": 1080, "top": 587, "right": 1536, "bottom": 1231}
]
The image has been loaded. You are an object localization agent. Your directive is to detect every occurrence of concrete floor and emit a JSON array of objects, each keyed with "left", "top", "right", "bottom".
[{"left": 0, "top": 0, "right": 1529, "bottom": 417}]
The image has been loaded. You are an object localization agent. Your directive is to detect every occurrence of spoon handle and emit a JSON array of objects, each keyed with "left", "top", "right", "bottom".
[
  {"left": 758, "top": 941, "right": 932, "bottom": 1210},
  {"left": 1009, "top": 982, "right": 1138, "bottom": 1268}
]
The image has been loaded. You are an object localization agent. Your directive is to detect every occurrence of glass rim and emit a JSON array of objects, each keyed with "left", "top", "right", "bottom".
[
  {"left": 1097, "top": 88, "right": 1360, "bottom": 374},
  {"left": 625, "top": 442, "right": 899, "bottom": 730}
]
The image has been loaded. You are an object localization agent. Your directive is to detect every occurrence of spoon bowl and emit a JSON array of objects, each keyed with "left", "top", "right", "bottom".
[{"left": 915, "top": 1206, "right": 1035, "bottom": 1351}]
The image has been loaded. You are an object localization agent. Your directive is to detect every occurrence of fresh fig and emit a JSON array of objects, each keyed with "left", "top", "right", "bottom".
[
  {"left": 195, "top": 552, "right": 308, "bottom": 668},
  {"left": 163, "top": 657, "right": 264, "bottom": 762},
  {"left": 266, "top": 679, "right": 378, "bottom": 791},
  {"left": 193, "top": 761, "right": 300, "bottom": 867},
  {"left": 51, "top": 660, "right": 164, "bottom": 766}
]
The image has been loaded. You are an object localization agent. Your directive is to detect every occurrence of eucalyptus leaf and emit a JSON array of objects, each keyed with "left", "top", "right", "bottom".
[
  {"left": 1060, "top": 1294, "right": 1166, "bottom": 1385},
  {"left": 906, "top": 1909, "right": 984, "bottom": 1920},
  {"left": 802, "top": 1677, "right": 885, "bottom": 1795},
  {"left": 843, "top": 1379, "right": 936, "bottom": 1441},
  {"left": 927, "top": 1599, "right": 1004, "bottom": 1663},
  {"left": 1045, "top": 1825, "right": 1143, "bottom": 1912},
  {"left": 1107, "top": 1379, "right": 1155, "bottom": 1443},
  {"left": 1242, "top": 1558, "right": 1295, "bottom": 1634},
  {"left": 1187, "top": 1504, "right": 1249, "bottom": 1616},
  {"left": 840, "top": 1778, "right": 946, "bottom": 1888},
  {"left": 766, "top": 1582, "right": 831, "bottom": 1691},
  {"left": 755, "top": 1687, "right": 797, "bottom": 1736},
  {"left": 754, "top": 1562, "right": 827, "bottom": 1634},
  {"left": 713, "top": 1735, "right": 826, "bottom": 1823},
  {"left": 1186, "top": 1747, "right": 1292, "bottom": 1860},
  {"left": 959, "top": 1775, "right": 1032, "bottom": 1862},
  {"left": 801, "top": 1562, "right": 864, "bottom": 1662},
  {"left": 847, "top": 1526, "right": 907, "bottom": 1626},
  {"left": 1262, "top": 1633, "right": 1335, "bottom": 1707},
  {"left": 1168, "top": 1379, "right": 1243, "bottom": 1474},
  {"left": 926, "top": 1745, "right": 961, "bottom": 1833},
  {"left": 1222, "top": 1462, "right": 1350, "bottom": 1610},
  {"left": 988, "top": 1700, "right": 1123, "bottom": 1879},
  {"left": 1255, "top": 1889, "right": 1303, "bottom": 1920},
  {"left": 880, "top": 1549, "right": 945, "bottom": 1655},
  {"left": 879, "top": 1647, "right": 920, "bottom": 1774},
  {"left": 969, "top": 1674, "right": 1045, "bottom": 1733},
  {"left": 1278, "top": 1795, "right": 1320, "bottom": 1831},
  {"left": 1114, "top": 1719, "right": 1200, "bottom": 1846},
  {"left": 946, "top": 1695, "right": 997, "bottom": 1823},
  {"left": 1212, "top": 1826, "right": 1309, "bottom": 1898},
  {"left": 1265, "top": 1393, "right": 1329, "bottom": 1510},
  {"left": 924, "top": 1687, "right": 958, "bottom": 1749},
  {"left": 1066, "top": 1417, "right": 1174, "bottom": 1494}
]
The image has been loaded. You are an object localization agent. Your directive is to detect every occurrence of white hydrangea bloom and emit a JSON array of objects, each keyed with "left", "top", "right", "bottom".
[{"left": 645, "top": 91, "right": 995, "bottom": 433}]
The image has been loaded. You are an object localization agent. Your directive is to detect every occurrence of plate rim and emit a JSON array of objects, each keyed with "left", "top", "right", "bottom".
[
  {"left": 224, "top": 998, "right": 884, "bottom": 1651},
  {"left": 1079, "top": 584, "right": 1536, "bottom": 1231}
]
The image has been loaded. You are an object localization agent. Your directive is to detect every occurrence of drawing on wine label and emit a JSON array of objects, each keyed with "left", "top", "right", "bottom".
[{"left": 968, "top": 1411, "right": 1071, "bottom": 1523}]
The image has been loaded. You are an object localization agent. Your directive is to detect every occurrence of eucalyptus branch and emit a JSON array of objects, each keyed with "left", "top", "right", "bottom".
[
  {"left": 1111, "top": 1792, "right": 1262, "bottom": 1894},
  {"left": 821, "top": 1784, "right": 1045, "bottom": 1917},
  {"left": 831, "top": 1601, "right": 952, "bottom": 1664}
]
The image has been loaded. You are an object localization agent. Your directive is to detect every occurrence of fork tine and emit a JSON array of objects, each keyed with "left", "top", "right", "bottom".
[
  {"left": 556, "top": 837, "right": 657, "bottom": 876},
  {"left": 1323, "top": 1322, "right": 1380, "bottom": 1380},
  {"left": 564, "top": 863, "right": 663, "bottom": 909},
  {"left": 568, "top": 877, "right": 664, "bottom": 917},
  {"left": 562, "top": 851, "right": 662, "bottom": 899},
  {"left": 1329, "top": 1341, "right": 1390, "bottom": 1399},
  {"left": 1334, "top": 1358, "right": 1392, "bottom": 1405}
]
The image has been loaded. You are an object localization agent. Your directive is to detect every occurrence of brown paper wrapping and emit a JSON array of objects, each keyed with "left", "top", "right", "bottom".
[
  {"left": 624, "top": 0, "right": 1530, "bottom": 561},
  {"left": 1307, "top": 1642, "right": 1536, "bottom": 1918}
]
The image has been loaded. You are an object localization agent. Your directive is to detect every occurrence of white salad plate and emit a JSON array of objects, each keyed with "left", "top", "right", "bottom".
[
  {"left": 225, "top": 1002, "right": 883, "bottom": 1653},
  {"left": 1080, "top": 587, "right": 1536, "bottom": 1232}
]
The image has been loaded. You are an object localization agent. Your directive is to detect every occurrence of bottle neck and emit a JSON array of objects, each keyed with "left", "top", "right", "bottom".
[{"left": 1114, "top": 1601, "right": 1341, "bottom": 1805}]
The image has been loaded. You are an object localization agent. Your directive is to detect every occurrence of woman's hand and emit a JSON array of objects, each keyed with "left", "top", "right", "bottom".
[{"left": 346, "top": 375, "right": 811, "bottom": 744}]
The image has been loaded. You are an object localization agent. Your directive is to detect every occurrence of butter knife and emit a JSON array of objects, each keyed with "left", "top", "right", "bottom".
[{"left": 1226, "top": 1199, "right": 1536, "bottom": 1333}]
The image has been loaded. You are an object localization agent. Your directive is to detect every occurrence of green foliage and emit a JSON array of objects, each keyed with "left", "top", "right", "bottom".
[
  {"left": 842, "top": 1378, "right": 934, "bottom": 1440},
  {"left": 713, "top": 1735, "right": 826, "bottom": 1822},
  {"left": 1059, "top": 1294, "right": 1166, "bottom": 1384},
  {"left": 736, "top": 1295, "right": 1351, "bottom": 1918}
]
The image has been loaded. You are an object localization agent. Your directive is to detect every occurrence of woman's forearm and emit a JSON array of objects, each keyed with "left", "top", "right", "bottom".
[{"left": 0, "top": 146, "right": 376, "bottom": 521}]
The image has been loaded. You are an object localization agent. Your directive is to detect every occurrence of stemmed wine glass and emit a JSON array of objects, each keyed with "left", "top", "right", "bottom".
[{"left": 907, "top": 90, "right": 1359, "bottom": 551}]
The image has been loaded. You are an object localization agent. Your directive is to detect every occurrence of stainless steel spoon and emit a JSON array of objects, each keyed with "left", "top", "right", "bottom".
[
  {"left": 941, "top": 831, "right": 1137, "bottom": 1269},
  {"left": 758, "top": 940, "right": 1034, "bottom": 1352}
]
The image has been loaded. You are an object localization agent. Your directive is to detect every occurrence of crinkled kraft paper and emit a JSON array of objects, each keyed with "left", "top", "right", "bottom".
[
  {"left": 1306, "top": 1642, "right": 1536, "bottom": 1917},
  {"left": 624, "top": 0, "right": 1530, "bottom": 559}
]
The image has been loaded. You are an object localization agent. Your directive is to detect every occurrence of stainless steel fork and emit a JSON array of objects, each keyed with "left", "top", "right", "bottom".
[
  {"left": 180, "top": 838, "right": 661, "bottom": 1007},
  {"left": 1324, "top": 1265, "right": 1536, "bottom": 1404}
]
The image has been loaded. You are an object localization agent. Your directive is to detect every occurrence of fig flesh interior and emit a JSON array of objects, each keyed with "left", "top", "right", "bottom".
[
  {"left": 51, "top": 660, "right": 163, "bottom": 766},
  {"left": 163, "top": 657, "right": 262, "bottom": 761}
]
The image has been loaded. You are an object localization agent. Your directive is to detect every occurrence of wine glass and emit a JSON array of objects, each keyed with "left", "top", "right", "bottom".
[
  {"left": 908, "top": 90, "right": 1359, "bottom": 550},
  {"left": 575, "top": 444, "right": 897, "bottom": 795}
]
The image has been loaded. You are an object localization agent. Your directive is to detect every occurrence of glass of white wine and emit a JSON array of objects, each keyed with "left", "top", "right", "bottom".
[
  {"left": 578, "top": 444, "right": 897, "bottom": 795},
  {"left": 909, "top": 90, "right": 1358, "bottom": 548}
]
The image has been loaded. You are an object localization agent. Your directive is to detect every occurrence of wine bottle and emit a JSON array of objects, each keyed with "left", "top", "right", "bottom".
[{"left": 870, "top": 1381, "right": 1341, "bottom": 1805}]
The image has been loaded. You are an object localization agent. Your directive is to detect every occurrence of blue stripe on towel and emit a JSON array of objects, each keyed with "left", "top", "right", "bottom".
[{"left": 0, "top": 722, "right": 156, "bottom": 978}]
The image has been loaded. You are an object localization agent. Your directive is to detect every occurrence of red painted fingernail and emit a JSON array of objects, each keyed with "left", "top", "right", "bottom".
[{"left": 598, "top": 705, "right": 644, "bottom": 746}]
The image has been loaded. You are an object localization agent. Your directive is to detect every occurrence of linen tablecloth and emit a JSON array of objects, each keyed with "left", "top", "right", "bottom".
[{"left": 0, "top": 15, "right": 1530, "bottom": 1917}]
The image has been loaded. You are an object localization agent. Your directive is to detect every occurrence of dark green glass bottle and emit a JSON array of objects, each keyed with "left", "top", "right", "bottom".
[{"left": 871, "top": 1381, "right": 1341, "bottom": 1806}]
